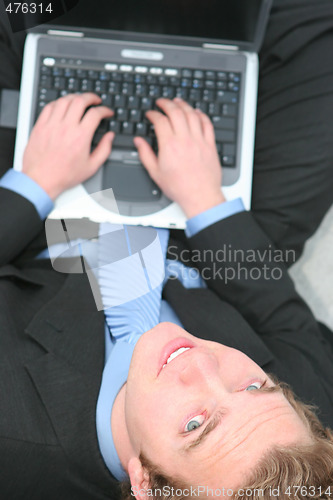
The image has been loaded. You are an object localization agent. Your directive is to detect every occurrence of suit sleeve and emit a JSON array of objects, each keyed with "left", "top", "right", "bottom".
[
  {"left": 0, "top": 187, "right": 45, "bottom": 266},
  {"left": 187, "top": 211, "right": 330, "bottom": 353}
]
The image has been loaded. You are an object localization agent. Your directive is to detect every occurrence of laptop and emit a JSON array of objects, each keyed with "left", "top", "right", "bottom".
[{"left": 13, "top": 0, "right": 272, "bottom": 229}]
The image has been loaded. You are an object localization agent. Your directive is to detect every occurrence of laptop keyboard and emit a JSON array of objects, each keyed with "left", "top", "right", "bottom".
[{"left": 37, "top": 57, "right": 241, "bottom": 168}]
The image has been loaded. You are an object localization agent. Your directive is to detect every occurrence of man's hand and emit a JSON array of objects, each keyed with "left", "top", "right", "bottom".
[
  {"left": 134, "top": 98, "right": 226, "bottom": 218},
  {"left": 22, "top": 93, "right": 114, "bottom": 200}
]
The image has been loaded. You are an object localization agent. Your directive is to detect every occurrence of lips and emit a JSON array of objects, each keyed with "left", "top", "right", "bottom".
[{"left": 158, "top": 337, "right": 195, "bottom": 375}]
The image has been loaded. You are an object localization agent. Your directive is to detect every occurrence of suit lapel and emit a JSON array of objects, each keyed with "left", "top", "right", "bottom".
[{"left": 25, "top": 272, "right": 117, "bottom": 491}]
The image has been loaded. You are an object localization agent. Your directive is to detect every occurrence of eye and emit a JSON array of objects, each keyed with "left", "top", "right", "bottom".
[
  {"left": 245, "top": 381, "right": 262, "bottom": 391},
  {"left": 184, "top": 414, "right": 206, "bottom": 432}
]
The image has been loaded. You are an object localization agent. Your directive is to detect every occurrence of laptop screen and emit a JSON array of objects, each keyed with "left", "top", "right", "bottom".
[{"left": 49, "top": 0, "right": 265, "bottom": 47}]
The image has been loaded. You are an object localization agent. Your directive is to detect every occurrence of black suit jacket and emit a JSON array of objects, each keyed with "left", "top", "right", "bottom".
[{"left": 1, "top": 186, "right": 333, "bottom": 500}]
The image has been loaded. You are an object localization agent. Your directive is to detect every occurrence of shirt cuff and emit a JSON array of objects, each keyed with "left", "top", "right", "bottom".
[
  {"left": 185, "top": 198, "right": 245, "bottom": 237},
  {"left": 0, "top": 169, "right": 54, "bottom": 220}
]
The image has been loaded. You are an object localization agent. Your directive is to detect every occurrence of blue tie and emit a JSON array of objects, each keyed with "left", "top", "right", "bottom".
[{"left": 98, "top": 223, "right": 169, "bottom": 345}]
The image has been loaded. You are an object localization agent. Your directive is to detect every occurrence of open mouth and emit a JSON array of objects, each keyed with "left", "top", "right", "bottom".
[
  {"left": 158, "top": 337, "right": 195, "bottom": 375},
  {"left": 162, "top": 347, "right": 191, "bottom": 368}
]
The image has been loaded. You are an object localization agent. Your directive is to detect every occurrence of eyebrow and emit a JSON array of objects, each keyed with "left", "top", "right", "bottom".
[
  {"left": 183, "top": 410, "right": 225, "bottom": 452},
  {"left": 181, "top": 383, "right": 280, "bottom": 453}
]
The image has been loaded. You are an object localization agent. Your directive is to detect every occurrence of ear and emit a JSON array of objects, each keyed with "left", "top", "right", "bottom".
[{"left": 128, "top": 457, "right": 151, "bottom": 500}]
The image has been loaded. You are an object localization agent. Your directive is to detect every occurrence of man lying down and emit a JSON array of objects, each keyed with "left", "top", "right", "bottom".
[{"left": 1, "top": 90, "right": 333, "bottom": 500}]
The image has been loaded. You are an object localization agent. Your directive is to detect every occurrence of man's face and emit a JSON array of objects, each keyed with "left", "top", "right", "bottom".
[{"left": 124, "top": 322, "right": 312, "bottom": 491}]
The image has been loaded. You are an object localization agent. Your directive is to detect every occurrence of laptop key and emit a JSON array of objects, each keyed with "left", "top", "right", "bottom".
[
  {"left": 40, "top": 76, "right": 53, "bottom": 89},
  {"left": 181, "top": 78, "right": 191, "bottom": 88},
  {"left": 81, "top": 80, "right": 94, "bottom": 92},
  {"left": 52, "top": 67, "right": 64, "bottom": 77},
  {"left": 223, "top": 143, "right": 236, "bottom": 156},
  {"left": 170, "top": 77, "right": 180, "bottom": 86},
  {"left": 194, "top": 102, "right": 208, "bottom": 113},
  {"left": 95, "top": 81, "right": 107, "bottom": 93},
  {"left": 116, "top": 108, "right": 129, "bottom": 121},
  {"left": 123, "top": 73, "right": 134, "bottom": 83},
  {"left": 67, "top": 78, "right": 79, "bottom": 91},
  {"left": 128, "top": 96, "right": 140, "bottom": 109},
  {"left": 212, "top": 116, "right": 236, "bottom": 130},
  {"left": 216, "top": 91, "right": 238, "bottom": 104},
  {"left": 192, "top": 79, "right": 204, "bottom": 89},
  {"left": 54, "top": 77, "right": 66, "bottom": 90},
  {"left": 149, "top": 85, "right": 162, "bottom": 98},
  {"left": 205, "top": 80, "right": 215, "bottom": 89},
  {"left": 110, "top": 72, "right": 122, "bottom": 82},
  {"left": 162, "top": 86, "right": 175, "bottom": 98},
  {"left": 135, "top": 84, "right": 148, "bottom": 97},
  {"left": 214, "top": 129, "right": 235, "bottom": 142},
  {"left": 64, "top": 68, "right": 75, "bottom": 78},
  {"left": 222, "top": 155, "right": 236, "bottom": 167},
  {"left": 182, "top": 69, "right": 192, "bottom": 78},
  {"left": 216, "top": 81, "right": 227, "bottom": 90},
  {"left": 122, "top": 122, "right": 135, "bottom": 135},
  {"left": 222, "top": 104, "right": 237, "bottom": 117},
  {"left": 100, "top": 94, "right": 113, "bottom": 107},
  {"left": 39, "top": 89, "right": 59, "bottom": 102},
  {"left": 122, "top": 83, "right": 134, "bottom": 95},
  {"left": 228, "top": 73, "right": 240, "bottom": 83},
  {"left": 175, "top": 88, "right": 189, "bottom": 99},
  {"left": 135, "top": 123, "right": 148, "bottom": 136},
  {"left": 88, "top": 70, "right": 99, "bottom": 80},
  {"left": 41, "top": 66, "right": 52, "bottom": 75},
  {"left": 206, "top": 102, "right": 218, "bottom": 115},
  {"left": 129, "top": 109, "right": 142, "bottom": 122},
  {"left": 112, "top": 135, "right": 153, "bottom": 149},
  {"left": 109, "top": 120, "right": 121, "bottom": 133},
  {"left": 228, "top": 82, "right": 239, "bottom": 92},
  {"left": 108, "top": 82, "right": 121, "bottom": 94},
  {"left": 114, "top": 95, "right": 127, "bottom": 107},
  {"left": 134, "top": 74, "right": 147, "bottom": 84},
  {"left": 205, "top": 71, "right": 216, "bottom": 79},
  {"left": 203, "top": 90, "right": 215, "bottom": 102},
  {"left": 141, "top": 97, "right": 153, "bottom": 110},
  {"left": 112, "top": 135, "right": 135, "bottom": 149},
  {"left": 194, "top": 70, "right": 204, "bottom": 79},
  {"left": 189, "top": 89, "right": 202, "bottom": 101},
  {"left": 76, "top": 69, "right": 88, "bottom": 79}
]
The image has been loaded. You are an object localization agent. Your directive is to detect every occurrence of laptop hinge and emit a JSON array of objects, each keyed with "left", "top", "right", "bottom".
[
  {"left": 47, "top": 29, "right": 84, "bottom": 38},
  {"left": 202, "top": 43, "right": 239, "bottom": 51}
]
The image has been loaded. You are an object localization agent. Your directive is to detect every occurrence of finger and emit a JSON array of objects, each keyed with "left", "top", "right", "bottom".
[
  {"left": 133, "top": 136, "right": 159, "bottom": 180},
  {"left": 145, "top": 109, "right": 173, "bottom": 147},
  {"left": 90, "top": 131, "right": 115, "bottom": 171},
  {"left": 34, "top": 101, "right": 56, "bottom": 126},
  {"left": 155, "top": 98, "right": 189, "bottom": 136},
  {"left": 80, "top": 106, "right": 114, "bottom": 139},
  {"left": 63, "top": 93, "right": 104, "bottom": 123},
  {"left": 173, "top": 98, "right": 203, "bottom": 137},
  {"left": 195, "top": 109, "right": 216, "bottom": 145},
  {"left": 47, "top": 94, "right": 78, "bottom": 121}
]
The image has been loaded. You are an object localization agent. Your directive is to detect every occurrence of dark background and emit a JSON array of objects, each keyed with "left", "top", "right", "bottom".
[{"left": 3, "top": 0, "right": 80, "bottom": 32}]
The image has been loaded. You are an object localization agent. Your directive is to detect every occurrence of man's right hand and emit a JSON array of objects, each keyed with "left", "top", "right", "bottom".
[
  {"left": 134, "top": 98, "right": 226, "bottom": 219},
  {"left": 22, "top": 93, "right": 114, "bottom": 200}
]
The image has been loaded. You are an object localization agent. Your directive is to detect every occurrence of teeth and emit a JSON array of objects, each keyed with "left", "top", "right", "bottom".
[{"left": 162, "top": 347, "right": 190, "bottom": 369}]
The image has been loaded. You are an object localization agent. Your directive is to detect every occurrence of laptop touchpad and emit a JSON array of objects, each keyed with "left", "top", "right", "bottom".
[{"left": 103, "top": 161, "right": 161, "bottom": 202}]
